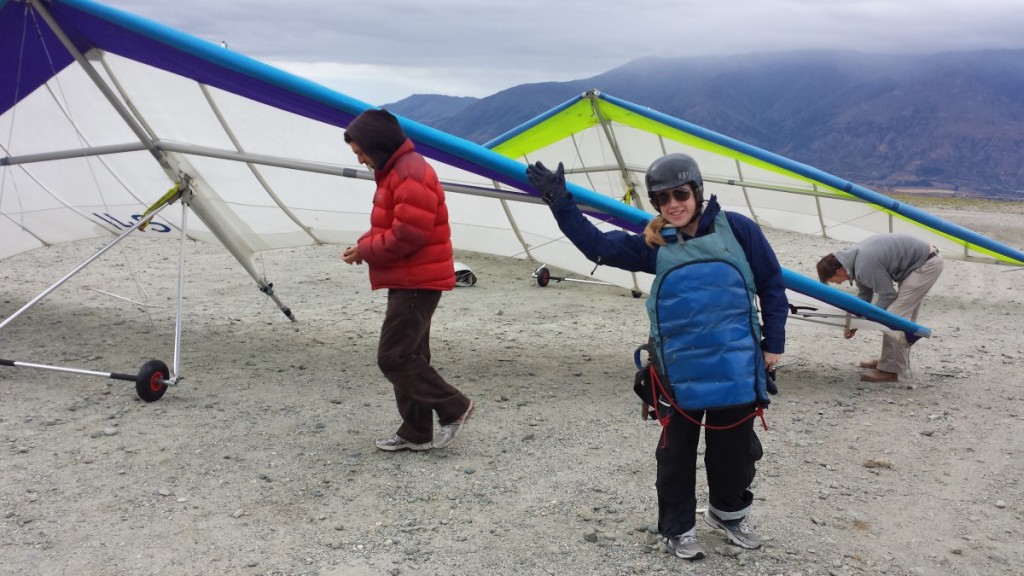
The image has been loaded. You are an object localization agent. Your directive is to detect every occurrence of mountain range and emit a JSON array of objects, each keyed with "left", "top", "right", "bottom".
[{"left": 385, "top": 50, "right": 1024, "bottom": 200}]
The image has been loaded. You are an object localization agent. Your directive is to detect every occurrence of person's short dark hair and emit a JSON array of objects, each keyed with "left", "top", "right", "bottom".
[
  {"left": 343, "top": 109, "right": 407, "bottom": 169},
  {"left": 816, "top": 253, "right": 843, "bottom": 282}
]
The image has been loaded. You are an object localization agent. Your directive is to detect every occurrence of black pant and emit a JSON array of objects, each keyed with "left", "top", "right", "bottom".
[
  {"left": 377, "top": 289, "right": 470, "bottom": 444},
  {"left": 655, "top": 405, "right": 763, "bottom": 537}
]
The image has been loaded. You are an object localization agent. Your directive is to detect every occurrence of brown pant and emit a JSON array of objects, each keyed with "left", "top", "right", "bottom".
[{"left": 378, "top": 289, "right": 470, "bottom": 443}]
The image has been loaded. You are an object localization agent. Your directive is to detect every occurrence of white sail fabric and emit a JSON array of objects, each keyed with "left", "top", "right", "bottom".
[{"left": 0, "top": 0, "right": 586, "bottom": 298}]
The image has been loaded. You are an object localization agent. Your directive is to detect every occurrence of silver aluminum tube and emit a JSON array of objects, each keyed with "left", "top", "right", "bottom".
[{"left": 0, "top": 204, "right": 174, "bottom": 332}]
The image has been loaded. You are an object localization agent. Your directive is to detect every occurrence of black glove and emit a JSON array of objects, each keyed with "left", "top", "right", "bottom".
[
  {"left": 526, "top": 161, "right": 572, "bottom": 206},
  {"left": 765, "top": 367, "right": 778, "bottom": 395}
]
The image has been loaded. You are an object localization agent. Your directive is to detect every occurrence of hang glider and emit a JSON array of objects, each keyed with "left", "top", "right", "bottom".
[
  {"left": 0, "top": 0, "right": 950, "bottom": 399},
  {"left": 0, "top": 0, "right": 676, "bottom": 399},
  {"left": 486, "top": 90, "right": 1024, "bottom": 267},
  {"left": 485, "top": 89, "right": 1024, "bottom": 337}
]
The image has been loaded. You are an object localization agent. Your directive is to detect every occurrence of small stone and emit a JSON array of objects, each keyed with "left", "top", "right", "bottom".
[
  {"left": 717, "top": 544, "right": 743, "bottom": 557},
  {"left": 863, "top": 458, "right": 893, "bottom": 469}
]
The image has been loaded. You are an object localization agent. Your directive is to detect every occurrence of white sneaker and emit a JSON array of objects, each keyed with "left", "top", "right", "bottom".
[
  {"left": 374, "top": 433, "right": 431, "bottom": 452},
  {"left": 666, "top": 533, "right": 706, "bottom": 560},
  {"left": 433, "top": 400, "right": 474, "bottom": 449},
  {"left": 703, "top": 509, "right": 762, "bottom": 549}
]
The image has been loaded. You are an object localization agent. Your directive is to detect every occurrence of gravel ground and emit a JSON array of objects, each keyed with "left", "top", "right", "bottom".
[{"left": 1, "top": 202, "right": 1022, "bottom": 576}]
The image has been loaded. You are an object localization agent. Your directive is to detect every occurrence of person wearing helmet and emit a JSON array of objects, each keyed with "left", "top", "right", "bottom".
[
  {"left": 527, "top": 154, "right": 787, "bottom": 561},
  {"left": 644, "top": 152, "right": 706, "bottom": 226}
]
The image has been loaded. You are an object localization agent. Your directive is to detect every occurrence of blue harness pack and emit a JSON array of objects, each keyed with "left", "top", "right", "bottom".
[{"left": 646, "top": 211, "right": 768, "bottom": 411}]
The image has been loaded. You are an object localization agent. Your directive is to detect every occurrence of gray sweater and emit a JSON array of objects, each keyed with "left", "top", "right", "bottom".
[{"left": 834, "top": 234, "right": 931, "bottom": 309}]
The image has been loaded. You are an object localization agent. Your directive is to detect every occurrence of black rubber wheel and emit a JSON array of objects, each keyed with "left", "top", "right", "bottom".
[
  {"left": 536, "top": 266, "right": 551, "bottom": 287},
  {"left": 136, "top": 359, "right": 169, "bottom": 402},
  {"left": 631, "top": 290, "right": 643, "bottom": 299}
]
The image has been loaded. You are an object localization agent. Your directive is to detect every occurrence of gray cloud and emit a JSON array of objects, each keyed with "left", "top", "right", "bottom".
[{"left": 104, "top": 0, "right": 1024, "bottom": 103}]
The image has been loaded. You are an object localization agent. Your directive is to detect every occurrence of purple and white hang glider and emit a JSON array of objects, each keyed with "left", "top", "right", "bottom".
[{"left": 5, "top": 0, "right": 1018, "bottom": 400}]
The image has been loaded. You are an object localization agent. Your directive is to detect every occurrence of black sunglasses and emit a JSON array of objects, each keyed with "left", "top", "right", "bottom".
[{"left": 652, "top": 187, "right": 692, "bottom": 207}]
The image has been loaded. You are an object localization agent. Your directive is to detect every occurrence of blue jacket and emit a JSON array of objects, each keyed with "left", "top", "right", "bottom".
[{"left": 549, "top": 195, "right": 788, "bottom": 355}]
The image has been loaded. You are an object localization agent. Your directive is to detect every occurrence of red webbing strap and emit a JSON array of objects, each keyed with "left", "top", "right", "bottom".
[{"left": 648, "top": 365, "right": 768, "bottom": 447}]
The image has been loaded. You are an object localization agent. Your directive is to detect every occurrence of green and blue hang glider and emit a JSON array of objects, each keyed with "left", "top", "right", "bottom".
[{"left": 3, "top": 0, "right": 1021, "bottom": 399}]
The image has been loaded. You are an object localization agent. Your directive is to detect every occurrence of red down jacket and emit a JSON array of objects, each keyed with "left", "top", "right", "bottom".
[{"left": 356, "top": 138, "right": 455, "bottom": 291}]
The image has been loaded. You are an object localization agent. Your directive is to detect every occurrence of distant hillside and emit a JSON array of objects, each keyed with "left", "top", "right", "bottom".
[
  {"left": 384, "top": 94, "right": 477, "bottom": 127},
  {"left": 397, "top": 50, "right": 1024, "bottom": 199}
]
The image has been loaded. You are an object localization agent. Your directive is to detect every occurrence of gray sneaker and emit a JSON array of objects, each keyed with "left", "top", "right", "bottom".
[
  {"left": 666, "top": 533, "right": 706, "bottom": 560},
  {"left": 374, "top": 434, "right": 431, "bottom": 452},
  {"left": 433, "top": 400, "right": 474, "bottom": 449},
  {"left": 703, "top": 510, "right": 762, "bottom": 549}
]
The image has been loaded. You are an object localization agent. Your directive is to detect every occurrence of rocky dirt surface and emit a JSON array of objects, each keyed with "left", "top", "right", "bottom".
[{"left": 1, "top": 202, "right": 1022, "bottom": 576}]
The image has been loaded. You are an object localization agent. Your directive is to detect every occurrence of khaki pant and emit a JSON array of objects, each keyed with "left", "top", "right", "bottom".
[{"left": 878, "top": 254, "right": 944, "bottom": 374}]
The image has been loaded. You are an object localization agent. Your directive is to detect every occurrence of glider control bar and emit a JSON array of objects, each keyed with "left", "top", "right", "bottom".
[{"left": 0, "top": 358, "right": 139, "bottom": 381}]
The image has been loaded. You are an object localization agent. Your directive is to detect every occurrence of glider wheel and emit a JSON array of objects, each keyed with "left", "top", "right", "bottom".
[
  {"left": 136, "top": 359, "right": 169, "bottom": 402},
  {"left": 631, "top": 290, "right": 643, "bottom": 299},
  {"left": 536, "top": 266, "right": 551, "bottom": 287}
]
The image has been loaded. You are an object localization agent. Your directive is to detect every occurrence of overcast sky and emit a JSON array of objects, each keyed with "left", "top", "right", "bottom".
[{"left": 105, "top": 0, "right": 1024, "bottom": 105}]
